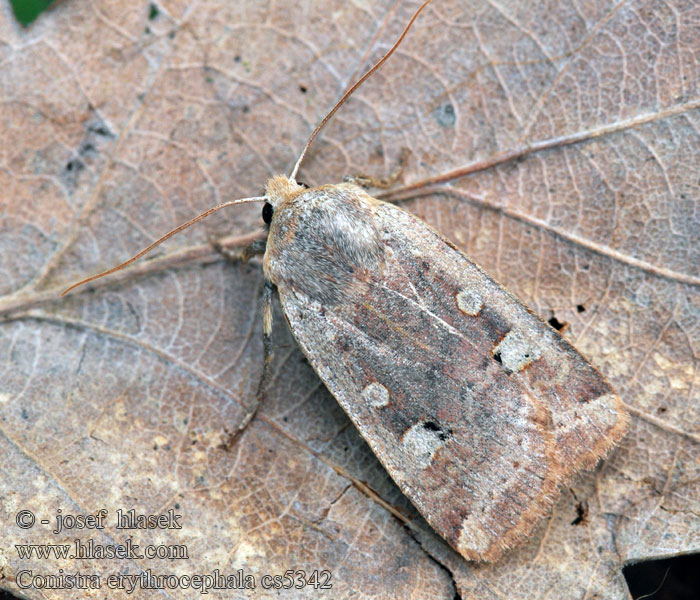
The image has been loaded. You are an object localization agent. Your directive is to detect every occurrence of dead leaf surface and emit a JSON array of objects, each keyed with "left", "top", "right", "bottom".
[{"left": 0, "top": 1, "right": 698, "bottom": 598}]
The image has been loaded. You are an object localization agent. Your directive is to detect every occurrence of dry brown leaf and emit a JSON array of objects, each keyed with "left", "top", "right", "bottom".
[{"left": 1, "top": 1, "right": 698, "bottom": 598}]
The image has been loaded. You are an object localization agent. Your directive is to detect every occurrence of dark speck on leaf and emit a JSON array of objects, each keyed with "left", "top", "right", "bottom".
[
  {"left": 88, "top": 124, "right": 112, "bottom": 138},
  {"left": 433, "top": 103, "right": 456, "bottom": 128},
  {"left": 65, "top": 159, "right": 84, "bottom": 173},
  {"left": 548, "top": 316, "right": 565, "bottom": 331},
  {"left": 571, "top": 502, "right": 587, "bottom": 526}
]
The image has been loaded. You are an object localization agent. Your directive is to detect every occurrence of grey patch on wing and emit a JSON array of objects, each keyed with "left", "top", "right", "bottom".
[
  {"left": 492, "top": 330, "right": 544, "bottom": 374},
  {"left": 362, "top": 382, "right": 389, "bottom": 408},
  {"left": 456, "top": 290, "right": 483, "bottom": 316},
  {"left": 401, "top": 421, "right": 452, "bottom": 470}
]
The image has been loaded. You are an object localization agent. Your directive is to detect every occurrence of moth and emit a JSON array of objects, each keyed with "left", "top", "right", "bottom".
[{"left": 64, "top": 0, "right": 628, "bottom": 562}]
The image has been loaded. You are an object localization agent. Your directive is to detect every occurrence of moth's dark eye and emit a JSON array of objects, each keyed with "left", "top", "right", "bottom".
[{"left": 262, "top": 202, "right": 273, "bottom": 224}]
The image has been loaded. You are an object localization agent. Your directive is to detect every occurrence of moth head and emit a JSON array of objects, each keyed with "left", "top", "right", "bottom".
[{"left": 263, "top": 175, "right": 308, "bottom": 212}]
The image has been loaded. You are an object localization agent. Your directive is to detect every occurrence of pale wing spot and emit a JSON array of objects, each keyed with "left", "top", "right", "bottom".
[
  {"left": 401, "top": 421, "right": 450, "bottom": 470},
  {"left": 492, "top": 330, "right": 544, "bottom": 374},
  {"left": 457, "top": 515, "right": 495, "bottom": 559},
  {"left": 456, "top": 290, "right": 483, "bottom": 316},
  {"left": 582, "top": 393, "right": 623, "bottom": 432},
  {"left": 362, "top": 382, "right": 390, "bottom": 408}
]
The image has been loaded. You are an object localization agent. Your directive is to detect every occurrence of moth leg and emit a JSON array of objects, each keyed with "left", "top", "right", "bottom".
[
  {"left": 343, "top": 147, "right": 410, "bottom": 189},
  {"left": 225, "top": 279, "right": 274, "bottom": 450},
  {"left": 241, "top": 239, "right": 267, "bottom": 262},
  {"left": 210, "top": 237, "right": 266, "bottom": 263},
  {"left": 258, "top": 279, "right": 274, "bottom": 402}
]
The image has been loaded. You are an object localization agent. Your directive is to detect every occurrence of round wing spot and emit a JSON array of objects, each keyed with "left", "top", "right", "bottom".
[
  {"left": 492, "top": 330, "right": 544, "bottom": 374},
  {"left": 362, "top": 382, "right": 389, "bottom": 408},
  {"left": 401, "top": 421, "right": 449, "bottom": 470},
  {"left": 456, "top": 290, "right": 483, "bottom": 316},
  {"left": 457, "top": 515, "right": 495, "bottom": 560}
]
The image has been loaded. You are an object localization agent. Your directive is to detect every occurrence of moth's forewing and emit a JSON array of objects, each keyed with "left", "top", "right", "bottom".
[{"left": 264, "top": 182, "right": 628, "bottom": 562}]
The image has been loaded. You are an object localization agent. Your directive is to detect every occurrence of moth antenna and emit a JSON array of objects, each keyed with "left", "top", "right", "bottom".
[
  {"left": 289, "top": 0, "right": 433, "bottom": 181},
  {"left": 61, "top": 196, "right": 265, "bottom": 296}
]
